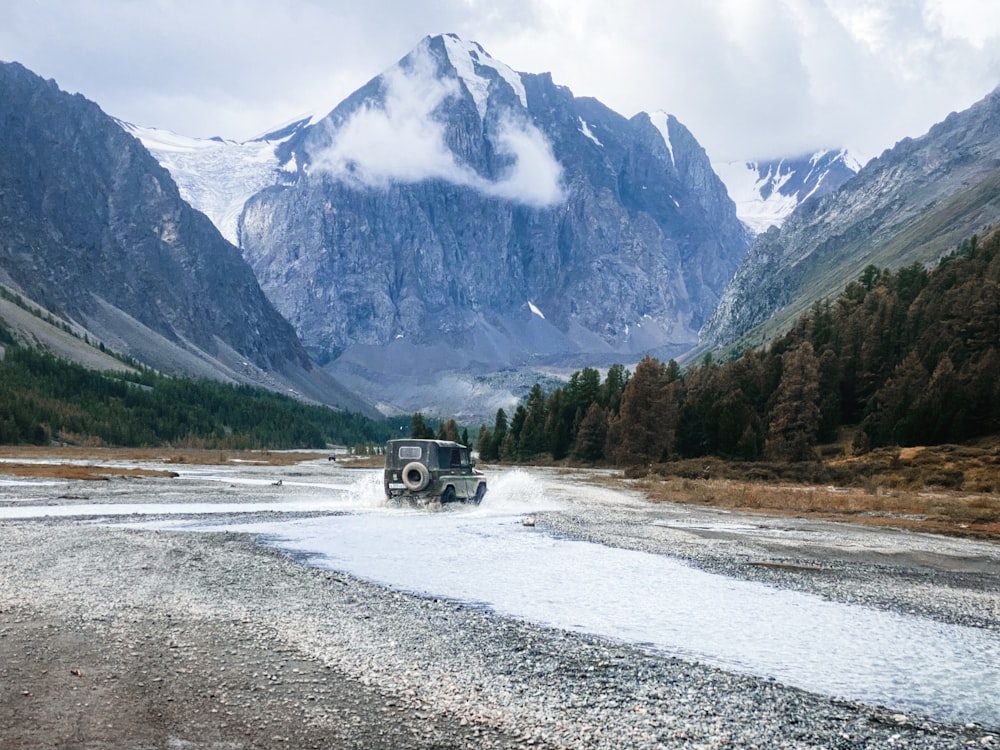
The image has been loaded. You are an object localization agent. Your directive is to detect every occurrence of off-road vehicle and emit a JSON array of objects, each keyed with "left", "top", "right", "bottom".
[{"left": 383, "top": 439, "right": 486, "bottom": 506}]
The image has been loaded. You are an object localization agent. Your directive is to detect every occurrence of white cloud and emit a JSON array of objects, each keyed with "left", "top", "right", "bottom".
[
  {"left": 483, "top": 115, "right": 565, "bottom": 206},
  {"left": 924, "top": 0, "right": 1000, "bottom": 48},
  {"left": 311, "top": 48, "right": 470, "bottom": 187},
  {"left": 310, "top": 44, "right": 564, "bottom": 208}
]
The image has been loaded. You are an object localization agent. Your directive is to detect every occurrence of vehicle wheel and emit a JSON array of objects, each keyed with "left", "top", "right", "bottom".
[
  {"left": 472, "top": 484, "right": 486, "bottom": 505},
  {"left": 401, "top": 462, "right": 430, "bottom": 492},
  {"left": 441, "top": 486, "right": 457, "bottom": 504}
]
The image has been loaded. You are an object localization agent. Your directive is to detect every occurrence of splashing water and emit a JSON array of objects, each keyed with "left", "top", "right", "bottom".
[
  {"left": 344, "top": 469, "right": 389, "bottom": 509},
  {"left": 473, "top": 468, "right": 563, "bottom": 514}
]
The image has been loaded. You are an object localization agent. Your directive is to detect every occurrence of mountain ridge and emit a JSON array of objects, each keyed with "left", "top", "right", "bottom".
[
  {"left": 0, "top": 60, "right": 375, "bottom": 417},
  {"left": 701, "top": 84, "right": 1000, "bottom": 353}
]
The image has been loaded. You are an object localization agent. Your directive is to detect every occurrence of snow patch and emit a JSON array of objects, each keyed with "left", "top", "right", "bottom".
[
  {"left": 578, "top": 118, "right": 603, "bottom": 147},
  {"left": 713, "top": 149, "right": 863, "bottom": 235},
  {"left": 841, "top": 148, "right": 866, "bottom": 172},
  {"left": 121, "top": 121, "right": 301, "bottom": 245},
  {"left": 713, "top": 159, "right": 799, "bottom": 234},
  {"left": 441, "top": 34, "right": 527, "bottom": 118},
  {"left": 528, "top": 300, "right": 545, "bottom": 319},
  {"left": 648, "top": 110, "right": 675, "bottom": 167}
]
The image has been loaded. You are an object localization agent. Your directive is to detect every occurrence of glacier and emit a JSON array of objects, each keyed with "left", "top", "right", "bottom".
[
  {"left": 118, "top": 120, "right": 311, "bottom": 245},
  {"left": 714, "top": 149, "right": 864, "bottom": 234}
]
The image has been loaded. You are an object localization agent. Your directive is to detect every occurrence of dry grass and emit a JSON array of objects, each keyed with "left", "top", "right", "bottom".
[
  {"left": 621, "top": 476, "right": 1000, "bottom": 539},
  {"left": 0, "top": 446, "right": 329, "bottom": 466},
  {"left": 0, "top": 446, "right": 340, "bottom": 481},
  {"left": 336, "top": 455, "right": 386, "bottom": 469},
  {"left": 0, "top": 462, "right": 179, "bottom": 480},
  {"left": 589, "top": 439, "right": 1000, "bottom": 542},
  {"left": 0, "top": 445, "right": 384, "bottom": 481}
]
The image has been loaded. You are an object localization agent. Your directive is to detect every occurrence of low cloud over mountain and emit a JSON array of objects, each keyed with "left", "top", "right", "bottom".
[{"left": 311, "top": 42, "right": 564, "bottom": 208}]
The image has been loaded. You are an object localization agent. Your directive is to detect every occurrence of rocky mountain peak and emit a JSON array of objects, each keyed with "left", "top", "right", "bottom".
[
  {"left": 229, "top": 35, "right": 749, "bottom": 418},
  {"left": 436, "top": 33, "right": 528, "bottom": 117},
  {"left": 0, "top": 60, "right": 373, "bottom": 415},
  {"left": 101, "top": 35, "right": 748, "bottom": 419}
]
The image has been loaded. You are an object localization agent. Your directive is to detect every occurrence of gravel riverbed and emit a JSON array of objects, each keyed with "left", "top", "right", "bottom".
[{"left": 1, "top": 465, "right": 998, "bottom": 748}]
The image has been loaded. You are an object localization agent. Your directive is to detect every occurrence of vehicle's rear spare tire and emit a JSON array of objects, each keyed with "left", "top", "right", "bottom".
[{"left": 401, "top": 461, "right": 431, "bottom": 492}]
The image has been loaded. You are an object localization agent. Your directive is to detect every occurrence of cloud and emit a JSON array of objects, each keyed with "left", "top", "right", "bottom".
[
  {"left": 311, "top": 48, "right": 469, "bottom": 186},
  {"left": 310, "top": 44, "right": 564, "bottom": 208},
  {"left": 485, "top": 116, "right": 565, "bottom": 206},
  {"left": 478, "top": 0, "right": 1000, "bottom": 160}
]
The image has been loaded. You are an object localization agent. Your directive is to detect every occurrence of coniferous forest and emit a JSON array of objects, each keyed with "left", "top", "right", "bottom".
[
  {"left": 0, "top": 334, "right": 392, "bottom": 449},
  {"left": 475, "top": 230, "right": 1000, "bottom": 466}
]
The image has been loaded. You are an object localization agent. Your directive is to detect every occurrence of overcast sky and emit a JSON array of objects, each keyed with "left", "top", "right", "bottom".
[{"left": 3, "top": 0, "right": 1000, "bottom": 162}]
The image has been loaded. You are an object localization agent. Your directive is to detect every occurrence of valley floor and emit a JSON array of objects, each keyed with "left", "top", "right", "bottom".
[{"left": 0, "top": 456, "right": 997, "bottom": 748}]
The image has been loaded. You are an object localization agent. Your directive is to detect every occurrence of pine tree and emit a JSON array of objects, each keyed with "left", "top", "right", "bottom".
[
  {"left": 601, "top": 363, "right": 629, "bottom": 415},
  {"left": 410, "top": 413, "right": 435, "bottom": 439},
  {"left": 545, "top": 389, "right": 572, "bottom": 460},
  {"left": 476, "top": 426, "right": 492, "bottom": 457},
  {"left": 574, "top": 401, "right": 608, "bottom": 462},
  {"left": 614, "top": 356, "right": 671, "bottom": 466},
  {"left": 862, "top": 351, "right": 928, "bottom": 446},
  {"left": 917, "top": 354, "right": 960, "bottom": 443},
  {"left": 439, "top": 418, "right": 460, "bottom": 442},
  {"left": 486, "top": 408, "right": 508, "bottom": 461},
  {"left": 714, "top": 350, "right": 765, "bottom": 459},
  {"left": 765, "top": 341, "right": 821, "bottom": 461},
  {"left": 503, "top": 405, "right": 527, "bottom": 460},
  {"left": 676, "top": 360, "right": 722, "bottom": 457},
  {"left": 518, "top": 384, "right": 548, "bottom": 458}
]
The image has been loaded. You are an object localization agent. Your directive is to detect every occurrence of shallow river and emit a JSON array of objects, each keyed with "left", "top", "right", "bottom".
[{"left": 3, "top": 462, "right": 999, "bottom": 728}]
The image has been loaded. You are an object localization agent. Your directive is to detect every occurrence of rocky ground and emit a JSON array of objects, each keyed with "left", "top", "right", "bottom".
[{"left": 1, "top": 464, "right": 998, "bottom": 749}]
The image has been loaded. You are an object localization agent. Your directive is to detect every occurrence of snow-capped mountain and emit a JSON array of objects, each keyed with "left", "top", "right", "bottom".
[
  {"left": 119, "top": 114, "right": 319, "bottom": 245},
  {"left": 713, "top": 149, "right": 863, "bottom": 234},
  {"left": 228, "top": 33, "right": 748, "bottom": 417}
]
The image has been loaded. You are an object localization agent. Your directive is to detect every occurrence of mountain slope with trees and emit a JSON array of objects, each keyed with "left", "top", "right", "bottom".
[
  {"left": 702, "top": 85, "right": 1000, "bottom": 354},
  {"left": 0, "top": 325, "right": 390, "bottom": 449},
  {"left": 481, "top": 229, "right": 1000, "bottom": 473}
]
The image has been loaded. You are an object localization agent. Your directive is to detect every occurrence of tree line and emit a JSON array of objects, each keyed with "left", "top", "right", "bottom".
[
  {"left": 468, "top": 230, "right": 1000, "bottom": 465},
  {"left": 0, "top": 339, "right": 392, "bottom": 448}
]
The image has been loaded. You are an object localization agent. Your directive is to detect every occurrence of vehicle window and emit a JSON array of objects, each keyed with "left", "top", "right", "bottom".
[{"left": 398, "top": 446, "right": 422, "bottom": 460}]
